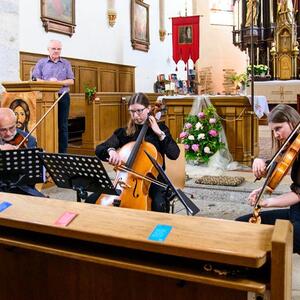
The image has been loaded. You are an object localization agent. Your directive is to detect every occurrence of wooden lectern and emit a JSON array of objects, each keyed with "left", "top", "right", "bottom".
[{"left": 1, "top": 81, "right": 63, "bottom": 152}]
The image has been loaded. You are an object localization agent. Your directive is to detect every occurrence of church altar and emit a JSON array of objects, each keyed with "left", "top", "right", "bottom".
[
  {"left": 246, "top": 80, "right": 300, "bottom": 104},
  {"left": 158, "top": 95, "right": 259, "bottom": 166}
]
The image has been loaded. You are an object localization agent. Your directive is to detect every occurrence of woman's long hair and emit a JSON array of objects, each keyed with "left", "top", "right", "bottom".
[
  {"left": 126, "top": 93, "right": 150, "bottom": 136},
  {"left": 268, "top": 104, "right": 300, "bottom": 150}
]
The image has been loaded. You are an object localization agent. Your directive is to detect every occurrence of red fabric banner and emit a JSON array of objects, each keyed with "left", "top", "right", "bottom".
[{"left": 172, "top": 16, "right": 200, "bottom": 68}]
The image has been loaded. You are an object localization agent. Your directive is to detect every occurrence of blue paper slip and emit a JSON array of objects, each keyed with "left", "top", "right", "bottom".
[
  {"left": 148, "top": 224, "right": 172, "bottom": 242},
  {"left": 0, "top": 201, "right": 12, "bottom": 212}
]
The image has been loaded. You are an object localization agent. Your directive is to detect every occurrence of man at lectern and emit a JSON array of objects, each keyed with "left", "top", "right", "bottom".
[
  {"left": 32, "top": 39, "right": 75, "bottom": 153},
  {"left": 0, "top": 108, "right": 44, "bottom": 197}
]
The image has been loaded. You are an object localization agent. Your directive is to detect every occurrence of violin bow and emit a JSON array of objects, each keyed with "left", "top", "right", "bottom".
[{"left": 16, "top": 91, "right": 66, "bottom": 149}]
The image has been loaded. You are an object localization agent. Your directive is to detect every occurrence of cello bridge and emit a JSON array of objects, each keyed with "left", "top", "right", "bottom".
[{"left": 116, "top": 179, "right": 131, "bottom": 189}]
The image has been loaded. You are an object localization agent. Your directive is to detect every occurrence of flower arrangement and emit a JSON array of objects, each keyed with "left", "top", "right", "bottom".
[
  {"left": 179, "top": 106, "right": 225, "bottom": 163},
  {"left": 84, "top": 86, "right": 97, "bottom": 103},
  {"left": 247, "top": 64, "right": 268, "bottom": 76},
  {"left": 230, "top": 72, "right": 249, "bottom": 87}
]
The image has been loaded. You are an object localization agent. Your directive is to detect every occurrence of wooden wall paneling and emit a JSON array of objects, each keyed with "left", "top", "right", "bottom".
[
  {"left": 119, "top": 71, "right": 134, "bottom": 92},
  {"left": 78, "top": 67, "right": 98, "bottom": 93},
  {"left": 69, "top": 93, "right": 85, "bottom": 118},
  {"left": 100, "top": 69, "right": 117, "bottom": 92},
  {"left": 98, "top": 94, "right": 123, "bottom": 141},
  {"left": 19, "top": 52, "right": 135, "bottom": 94},
  {"left": 21, "top": 61, "right": 36, "bottom": 81}
]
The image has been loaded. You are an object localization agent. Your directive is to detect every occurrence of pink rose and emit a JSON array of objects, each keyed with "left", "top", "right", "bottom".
[
  {"left": 185, "top": 123, "right": 192, "bottom": 129},
  {"left": 191, "top": 144, "right": 199, "bottom": 152},
  {"left": 197, "top": 112, "right": 205, "bottom": 119},
  {"left": 184, "top": 144, "right": 190, "bottom": 150},
  {"left": 209, "top": 118, "right": 216, "bottom": 124},
  {"left": 179, "top": 131, "right": 188, "bottom": 139},
  {"left": 209, "top": 129, "right": 218, "bottom": 137}
]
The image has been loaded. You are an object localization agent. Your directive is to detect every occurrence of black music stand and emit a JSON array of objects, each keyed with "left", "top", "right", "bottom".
[
  {"left": 38, "top": 152, "right": 117, "bottom": 202},
  {"left": 144, "top": 150, "right": 200, "bottom": 216},
  {"left": 0, "top": 148, "right": 45, "bottom": 194}
]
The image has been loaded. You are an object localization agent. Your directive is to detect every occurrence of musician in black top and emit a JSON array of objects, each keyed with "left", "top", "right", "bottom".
[
  {"left": 92, "top": 93, "right": 180, "bottom": 212},
  {"left": 236, "top": 104, "right": 300, "bottom": 253}
]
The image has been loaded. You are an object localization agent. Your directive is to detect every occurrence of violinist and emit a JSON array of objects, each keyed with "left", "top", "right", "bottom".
[
  {"left": 0, "top": 108, "right": 36, "bottom": 149},
  {"left": 90, "top": 92, "right": 180, "bottom": 212},
  {"left": 236, "top": 104, "right": 300, "bottom": 253},
  {"left": 0, "top": 108, "right": 44, "bottom": 197}
]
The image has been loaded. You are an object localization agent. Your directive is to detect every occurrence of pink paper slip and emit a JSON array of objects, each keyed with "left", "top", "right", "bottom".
[{"left": 54, "top": 211, "right": 78, "bottom": 227}]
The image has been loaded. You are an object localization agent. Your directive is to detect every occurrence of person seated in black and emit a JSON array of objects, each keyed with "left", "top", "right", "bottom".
[
  {"left": 0, "top": 108, "right": 44, "bottom": 197},
  {"left": 236, "top": 104, "right": 300, "bottom": 253},
  {"left": 88, "top": 93, "right": 180, "bottom": 212}
]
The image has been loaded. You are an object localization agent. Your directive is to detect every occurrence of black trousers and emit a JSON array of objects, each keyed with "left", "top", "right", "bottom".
[
  {"left": 236, "top": 202, "right": 300, "bottom": 253},
  {"left": 58, "top": 93, "right": 70, "bottom": 153}
]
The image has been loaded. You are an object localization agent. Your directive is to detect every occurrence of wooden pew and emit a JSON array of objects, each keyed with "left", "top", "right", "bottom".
[{"left": 0, "top": 192, "right": 292, "bottom": 300}]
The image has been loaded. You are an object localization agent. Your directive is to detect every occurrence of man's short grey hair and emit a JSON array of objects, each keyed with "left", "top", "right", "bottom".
[{"left": 48, "top": 40, "right": 62, "bottom": 48}]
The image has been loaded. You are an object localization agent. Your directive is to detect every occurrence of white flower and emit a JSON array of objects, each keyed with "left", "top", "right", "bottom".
[
  {"left": 204, "top": 146, "right": 211, "bottom": 153},
  {"left": 188, "top": 135, "right": 195, "bottom": 140},
  {"left": 198, "top": 133, "right": 205, "bottom": 140},
  {"left": 195, "top": 122, "right": 203, "bottom": 130}
]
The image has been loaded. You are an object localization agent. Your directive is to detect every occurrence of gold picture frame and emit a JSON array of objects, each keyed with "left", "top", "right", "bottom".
[
  {"left": 131, "top": 0, "right": 150, "bottom": 52},
  {"left": 41, "top": 0, "right": 76, "bottom": 36}
]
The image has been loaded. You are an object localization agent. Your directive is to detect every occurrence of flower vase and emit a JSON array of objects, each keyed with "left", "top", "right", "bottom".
[{"left": 239, "top": 84, "right": 246, "bottom": 96}]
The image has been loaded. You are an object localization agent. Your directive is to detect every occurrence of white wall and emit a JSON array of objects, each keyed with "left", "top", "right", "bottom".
[
  {"left": 0, "top": 0, "right": 19, "bottom": 93},
  {"left": 194, "top": 1, "right": 247, "bottom": 93},
  {"left": 19, "top": 0, "right": 191, "bottom": 92},
  {"left": 5, "top": 0, "right": 246, "bottom": 93}
]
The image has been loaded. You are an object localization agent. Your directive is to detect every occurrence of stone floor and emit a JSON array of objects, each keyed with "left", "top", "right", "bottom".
[{"left": 41, "top": 125, "right": 300, "bottom": 299}]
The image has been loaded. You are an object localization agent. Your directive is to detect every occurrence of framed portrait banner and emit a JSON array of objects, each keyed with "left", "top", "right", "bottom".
[
  {"left": 41, "top": 0, "right": 76, "bottom": 36},
  {"left": 131, "top": 0, "right": 150, "bottom": 52}
]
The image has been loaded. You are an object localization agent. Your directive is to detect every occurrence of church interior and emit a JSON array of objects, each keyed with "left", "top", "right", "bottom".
[{"left": 0, "top": 0, "right": 300, "bottom": 299}]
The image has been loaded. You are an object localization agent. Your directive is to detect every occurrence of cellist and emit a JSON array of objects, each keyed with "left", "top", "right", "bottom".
[
  {"left": 236, "top": 104, "right": 300, "bottom": 253},
  {"left": 0, "top": 107, "right": 44, "bottom": 197},
  {"left": 88, "top": 93, "right": 180, "bottom": 212}
]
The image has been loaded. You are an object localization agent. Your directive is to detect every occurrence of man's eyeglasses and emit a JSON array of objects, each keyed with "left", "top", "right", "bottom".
[
  {"left": 128, "top": 108, "right": 146, "bottom": 115},
  {"left": 50, "top": 48, "right": 62, "bottom": 51},
  {"left": 0, "top": 124, "right": 16, "bottom": 133}
]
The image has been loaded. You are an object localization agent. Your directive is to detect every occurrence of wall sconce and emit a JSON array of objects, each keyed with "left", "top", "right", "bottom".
[
  {"left": 159, "top": 29, "right": 166, "bottom": 41},
  {"left": 107, "top": 8, "right": 117, "bottom": 27}
]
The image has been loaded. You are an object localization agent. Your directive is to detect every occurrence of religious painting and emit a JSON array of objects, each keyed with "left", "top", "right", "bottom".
[
  {"left": 178, "top": 26, "right": 193, "bottom": 44},
  {"left": 41, "top": 0, "right": 76, "bottom": 36},
  {"left": 209, "top": 0, "right": 233, "bottom": 26},
  {"left": 131, "top": 0, "right": 150, "bottom": 52},
  {"left": 1, "top": 92, "right": 37, "bottom": 137}
]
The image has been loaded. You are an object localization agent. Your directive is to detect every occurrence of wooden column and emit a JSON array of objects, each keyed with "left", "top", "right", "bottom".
[{"left": 1, "top": 81, "right": 62, "bottom": 153}]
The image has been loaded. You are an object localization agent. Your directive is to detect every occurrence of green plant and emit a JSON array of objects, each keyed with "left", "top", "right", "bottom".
[
  {"left": 229, "top": 72, "right": 249, "bottom": 87},
  {"left": 247, "top": 64, "right": 268, "bottom": 76},
  {"left": 179, "top": 106, "right": 225, "bottom": 163},
  {"left": 84, "top": 86, "right": 97, "bottom": 100}
]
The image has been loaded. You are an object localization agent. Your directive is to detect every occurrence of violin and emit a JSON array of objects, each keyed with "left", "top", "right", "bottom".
[
  {"left": 6, "top": 131, "right": 28, "bottom": 149},
  {"left": 96, "top": 103, "right": 164, "bottom": 210},
  {"left": 250, "top": 123, "right": 300, "bottom": 223}
]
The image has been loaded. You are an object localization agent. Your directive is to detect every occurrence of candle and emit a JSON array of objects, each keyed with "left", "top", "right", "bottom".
[
  {"left": 267, "top": 46, "right": 270, "bottom": 70},
  {"left": 159, "top": 0, "right": 165, "bottom": 30}
]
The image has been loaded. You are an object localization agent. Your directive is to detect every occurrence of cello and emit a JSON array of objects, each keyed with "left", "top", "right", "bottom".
[
  {"left": 96, "top": 109, "right": 164, "bottom": 210},
  {"left": 249, "top": 121, "right": 300, "bottom": 223}
]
